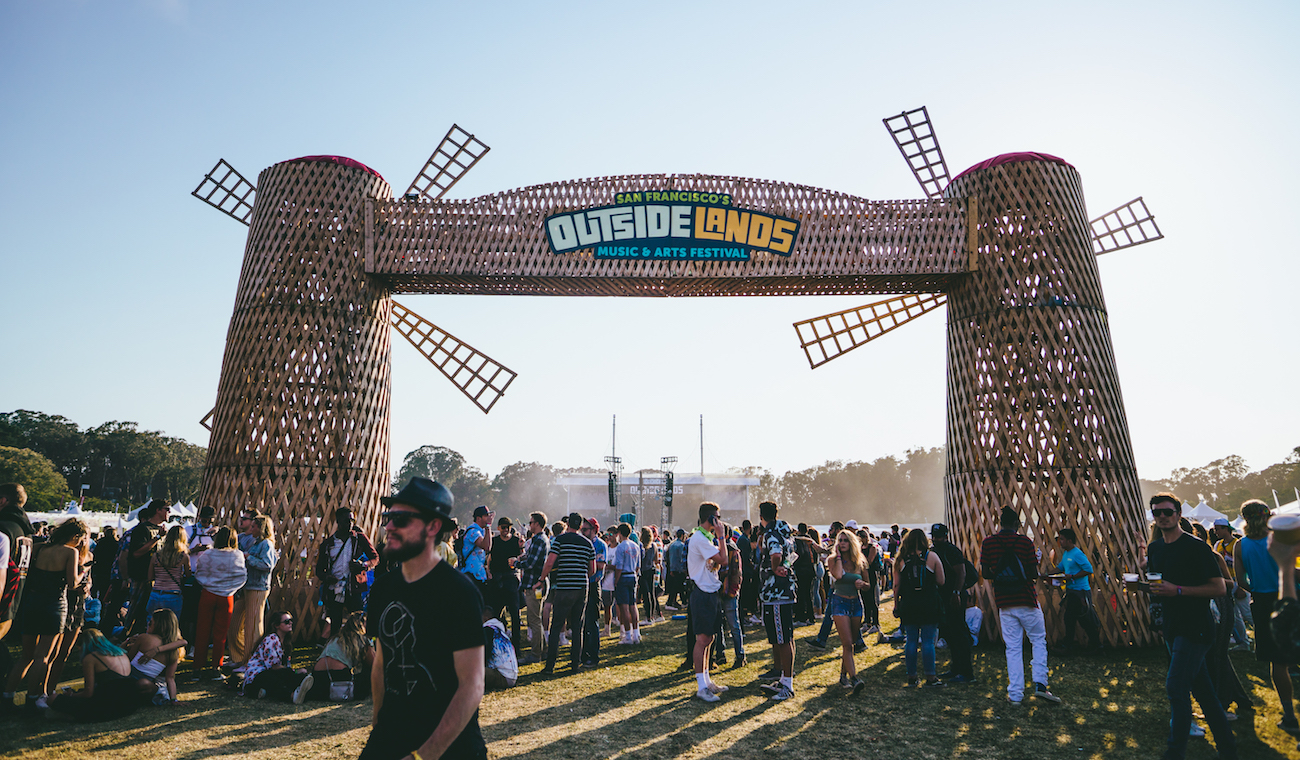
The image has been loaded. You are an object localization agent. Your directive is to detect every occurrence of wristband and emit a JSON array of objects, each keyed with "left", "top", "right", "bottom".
[{"left": 1176, "top": 586, "right": 1182, "bottom": 596}]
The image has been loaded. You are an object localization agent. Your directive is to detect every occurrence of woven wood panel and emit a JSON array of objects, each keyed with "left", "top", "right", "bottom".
[
  {"left": 192, "top": 159, "right": 256, "bottom": 225},
  {"left": 368, "top": 174, "right": 971, "bottom": 296},
  {"left": 390, "top": 300, "right": 516, "bottom": 413},
  {"left": 794, "top": 293, "right": 947, "bottom": 368},
  {"left": 941, "top": 158, "right": 1153, "bottom": 647},
  {"left": 405, "top": 124, "right": 490, "bottom": 202},
  {"left": 883, "top": 107, "right": 951, "bottom": 199},
  {"left": 1091, "top": 197, "right": 1163, "bottom": 255},
  {"left": 198, "top": 159, "right": 394, "bottom": 639}
]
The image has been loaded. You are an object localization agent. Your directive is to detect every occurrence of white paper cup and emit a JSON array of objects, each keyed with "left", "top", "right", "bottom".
[{"left": 1269, "top": 514, "right": 1300, "bottom": 545}]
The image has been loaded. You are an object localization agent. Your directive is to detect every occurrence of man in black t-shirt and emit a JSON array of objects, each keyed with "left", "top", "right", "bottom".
[
  {"left": 363, "top": 477, "right": 486, "bottom": 760},
  {"left": 930, "top": 524, "right": 975, "bottom": 683},
  {"left": 1144, "top": 492, "right": 1236, "bottom": 760},
  {"left": 487, "top": 517, "right": 523, "bottom": 653},
  {"left": 123, "top": 503, "right": 167, "bottom": 635}
]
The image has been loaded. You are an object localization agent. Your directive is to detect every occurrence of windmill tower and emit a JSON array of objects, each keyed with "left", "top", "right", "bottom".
[
  {"left": 794, "top": 108, "right": 1163, "bottom": 645},
  {"left": 192, "top": 127, "right": 514, "bottom": 629}
]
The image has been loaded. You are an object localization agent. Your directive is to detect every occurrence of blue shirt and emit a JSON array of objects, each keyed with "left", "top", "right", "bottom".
[
  {"left": 591, "top": 536, "right": 607, "bottom": 585},
  {"left": 462, "top": 523, "right": 488, "bottom": 582},
  {"left": 1238, "top": 536, "right": 1279, "bottom": 593},
  {"left": 1058, "top": 546, "right": 1092, "bottom": 591}
]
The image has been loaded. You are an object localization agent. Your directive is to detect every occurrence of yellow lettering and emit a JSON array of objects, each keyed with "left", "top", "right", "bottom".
[
  {"left": 696, "top": 207, "right": 724, "bottom": 240},
  {"left": 724, "top": 210, "right": 750, "bottom": 243},
  {"left": 747, "top": 213, "right": 773, "bottom": 248},
  {"left": 769, "top": 219, "right": 797, "bottom": 254}
]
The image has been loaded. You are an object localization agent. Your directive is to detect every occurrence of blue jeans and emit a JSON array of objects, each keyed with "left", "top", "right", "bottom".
[
  {"left": 815, "top": 607, "right": 864, "bottom": 647},
  {"left": 903, "top": 623, "right": 938, "bottom": 678},
  {"left": 716, "top": 595, "right": 745, "bottom": 659},
  {"left": 1165, "top": 636, "right": 1236, "bottom": 759},
  {"left": 147, "top": 590, "right": 184, "bottom": 621}
]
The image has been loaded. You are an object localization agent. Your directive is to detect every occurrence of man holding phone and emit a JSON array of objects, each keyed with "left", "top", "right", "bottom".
[{"left": 687, "top": 502, "right": 728, "bottom": 702}]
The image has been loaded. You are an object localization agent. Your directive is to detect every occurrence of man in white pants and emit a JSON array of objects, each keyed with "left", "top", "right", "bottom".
[{"left": 979, "top": 506, "right": 1060, "bottom": 706}]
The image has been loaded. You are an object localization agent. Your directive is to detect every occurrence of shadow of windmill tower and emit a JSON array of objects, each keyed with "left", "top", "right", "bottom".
[{"left": 193, "top": 110, "right": 1165, "bottom": 645}]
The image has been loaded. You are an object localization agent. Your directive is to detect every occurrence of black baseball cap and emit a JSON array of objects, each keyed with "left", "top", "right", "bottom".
[{"left": 382, "top": 477, "right": 454, "bottom": 520}]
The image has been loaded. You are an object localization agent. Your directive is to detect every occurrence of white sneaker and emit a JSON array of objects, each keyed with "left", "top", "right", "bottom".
[
  {"left": 292, "top": 674, "right": 314, "bottom": 705},
  {"left": 33, "top": 695, "right": 49, "bottom": 710},
  {"left": 707, "top": 682, "right": 729, "bottom": 694},
  {"left": 559, "top": 633, "right": 570, "bottom": 646},
  {"left": 695, "top": 687, "right": 721, "bottom": 703},
  {"left": 619, "top": 633, "right": 631, "bottom": 645},
  {"left": 232, "top": 664, "right": 247, "bottom": 674},
  {"left": 770, "top": 685, "right": 795, "bottom": 701}
]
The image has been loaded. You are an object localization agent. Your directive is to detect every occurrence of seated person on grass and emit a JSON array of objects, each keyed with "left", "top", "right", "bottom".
[{"left": 484, "top": 608, "right": 517, "bottom": 690}]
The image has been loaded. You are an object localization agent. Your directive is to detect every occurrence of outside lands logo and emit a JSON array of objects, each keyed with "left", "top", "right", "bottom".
[{"left": 544, "top": 190, "right": 801, "bottom": 262}]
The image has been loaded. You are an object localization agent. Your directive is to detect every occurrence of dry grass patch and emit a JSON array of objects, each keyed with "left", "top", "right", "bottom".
[{"left": 3, "top": 604, "right": 1298, "bottom": 759}]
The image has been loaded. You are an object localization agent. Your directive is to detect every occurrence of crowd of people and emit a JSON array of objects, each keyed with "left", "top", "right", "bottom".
[{"left": 2, "top": 477, "right": 1299, "bottom": 760}]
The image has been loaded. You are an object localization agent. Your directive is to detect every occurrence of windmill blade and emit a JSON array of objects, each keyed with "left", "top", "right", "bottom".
[
  {"left": 192, "top": 159, "right": 256, "bottom": 225},
  {"left": 404, "top": 125, "right": 491, "bottom": 201},
  {"left": 391, "top": 300, "right": 516, "bottom": 414},
  {"left": 199, "top": 407, "right": 215, "bottom": 432},
  {"left": 1091, "top": 197, "right": 1163, "bottom": 255},
  {"left": 883, "top": 107, "right": 951, "bottom": 199},
  {"left": 795, "top": 294, "right": 947, "bottom": 369}
]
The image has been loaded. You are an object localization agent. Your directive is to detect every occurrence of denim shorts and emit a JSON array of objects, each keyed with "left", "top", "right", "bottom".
[
  {"left": 614, "top": 575, "right": 638, "bottom": 606},
  {"left": 829, "top": 594, "right": 864, "bottom": 619}
]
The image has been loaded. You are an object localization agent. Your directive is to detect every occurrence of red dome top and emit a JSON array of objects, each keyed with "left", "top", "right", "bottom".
[
  {"left": 279, "top": 155, "right": 385, "bottom": 181},
  {"left": 948, "top": 152, "right": 1072, "bottom": 188}
]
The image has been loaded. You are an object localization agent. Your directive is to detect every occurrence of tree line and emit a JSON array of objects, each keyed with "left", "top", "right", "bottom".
[
  {"left": 0, "top": 410, "right": 207, "bottom": 511},
  {"left": 1139, "top": 447, "right": 1300, "bottom": 518}
]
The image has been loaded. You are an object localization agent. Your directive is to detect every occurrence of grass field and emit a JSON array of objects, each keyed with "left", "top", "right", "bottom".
[{"left": 3, "top": 597, "right": 1298, "bottom": 760}]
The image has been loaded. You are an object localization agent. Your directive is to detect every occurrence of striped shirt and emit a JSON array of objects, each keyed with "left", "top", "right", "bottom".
[{"left": 549, "top": 532, "right": 594, "bottom": 591}]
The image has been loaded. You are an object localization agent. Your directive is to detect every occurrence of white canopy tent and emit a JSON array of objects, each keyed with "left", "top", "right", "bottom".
[{"left": 1187, "top": 500, "right": 1230, "bottom": 527}]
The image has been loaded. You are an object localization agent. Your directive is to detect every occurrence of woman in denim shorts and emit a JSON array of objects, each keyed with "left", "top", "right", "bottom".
[{"left": 827, "top": 529, "right": 870, "bottom": 694}]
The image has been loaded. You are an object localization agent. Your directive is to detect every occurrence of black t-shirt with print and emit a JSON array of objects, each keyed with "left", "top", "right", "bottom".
[
  {"left": 364, "top": 559, "right": 486, "bottom": 759},
  {"left": 1146, "top": 534, "right": 1219, "bottom": 643}
]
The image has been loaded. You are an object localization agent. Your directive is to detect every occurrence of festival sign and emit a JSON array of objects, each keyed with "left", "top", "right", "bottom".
[{"left": 543, "top": 190, "right": 801, "bottom": 261}]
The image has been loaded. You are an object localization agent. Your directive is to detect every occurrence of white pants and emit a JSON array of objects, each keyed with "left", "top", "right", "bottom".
[{"left": 999, "top": 606, "right": 1048, "bottom": 701}]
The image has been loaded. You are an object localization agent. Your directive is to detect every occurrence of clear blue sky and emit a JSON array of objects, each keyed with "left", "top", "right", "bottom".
[{"left": 2, "top": 1, "right": 1296, "bottom": 489}]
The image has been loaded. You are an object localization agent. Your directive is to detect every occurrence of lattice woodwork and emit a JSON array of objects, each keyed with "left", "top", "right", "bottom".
[
  {"left": 198, "top": 158, "right": 394, "bottom": 640},
  {"left": 1091, "top": 197, "right": 1163, "bottom": 255},
  {"left": 370, "top": 175, "right": 972, "bottom": 296},
  {"left": 391, "top": 300, "right": 516, "bottom": 414},
  {"left": 941, "top": 157, "right": 1152, "bottom": 647},
  {"left": 794, "top": 294, "right": 947, "bottom": 368},
  {"left": 884, "top": 107, "right": 951, "bottom": 199},
  {"left": 405, "top": 124, "right": 490, "bottom": 202},
  {"left": 192, "top": 159, "right": 256, "bottom": 225},
  {"left": 199, "top": 407, "right": 214, "bottom": 432}
]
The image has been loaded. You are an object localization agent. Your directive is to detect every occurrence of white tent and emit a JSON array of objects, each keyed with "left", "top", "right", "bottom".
[
  {"left": 1276, "top": 500, "right": 1300, "bottom": 516},
  {"left": 1187, "top": 500, "right": 1229, "bottom": 527}
]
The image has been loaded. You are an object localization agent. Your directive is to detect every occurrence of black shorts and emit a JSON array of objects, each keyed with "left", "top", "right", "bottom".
[
  {"left": 763, "top": 603, "right": 794, "bottom": 645},
  {"left": 690, "top": 587, "right": 721, "bottom": 636},
  {"left": 1251, "top": 591, "right": 1287, "bottom": 663}
]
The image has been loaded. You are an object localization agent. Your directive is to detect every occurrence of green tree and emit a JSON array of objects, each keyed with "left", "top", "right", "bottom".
[
  {"left": 0, "top": 446, "right": 72, "bottom": 512},
  {"left": 89, "top": 421, "right": 172, "bottom": 503},
  {"left": 392, "top": 445, "right": 494, "bottom": 523},
  {"left": 491, "top": 462, "right": 568, "bottom": 525},
  {"left": 0, "top": 410, "right": 90, "bottom": 490}
]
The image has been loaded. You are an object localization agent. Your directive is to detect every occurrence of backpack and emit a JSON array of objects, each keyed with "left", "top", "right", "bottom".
[
  {"left": 0, "top": 528, "right": 32, "bottom": 619},
  {"left": 898, "top": 551, "right": 941, "bottom": 620},
  {"left": 961, "top": 556, "right": 980, "bottom": 590},
  {"left": 991, "top": 545, "right": 1028, "bottom": 594}
]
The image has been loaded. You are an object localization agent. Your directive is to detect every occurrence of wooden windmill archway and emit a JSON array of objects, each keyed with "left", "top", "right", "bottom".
[{"left": 193, "top": 111, "right": 1164, "bottom": 644}]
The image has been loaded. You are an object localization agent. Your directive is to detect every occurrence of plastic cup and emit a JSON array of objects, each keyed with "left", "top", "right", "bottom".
[
  {"left": 1270, "top": 514, "right": 1300, "bottom": 545},
  {"left": 534, "top": 587, "right": 545, "bottom": 600}
]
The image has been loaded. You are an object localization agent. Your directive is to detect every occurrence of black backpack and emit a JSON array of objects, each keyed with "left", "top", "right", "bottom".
[
  {"left": 991, "top": 547, "right": 1028, "bottom": 594},
  {"left": 898, "top": 550, "right": 941, "bottom": 619}
]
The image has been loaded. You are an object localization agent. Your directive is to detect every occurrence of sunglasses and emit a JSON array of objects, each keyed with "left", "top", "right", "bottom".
[
  {"left": 279, "top": 618, "right": 294, "bottom": 626},
  {"left": 381, "top": 510, "right": 425, "bottom": 529},
  {"left": 1152, "top": 508, "right": 1178, "bottom": 518}
]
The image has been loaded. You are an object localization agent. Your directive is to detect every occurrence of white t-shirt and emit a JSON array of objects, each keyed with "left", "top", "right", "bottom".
[
  {"left": 687, "top": 529, "right": 723, "bottom": 593},
  {"left": 0, "top": 531, "right": 9, "bottom": 569}
]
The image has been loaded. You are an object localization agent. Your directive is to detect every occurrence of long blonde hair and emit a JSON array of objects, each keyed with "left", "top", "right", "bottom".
[
  {"left": 156, "top": 525, "right": 189, "bottom": 568},
  {"left": 835, "top": 529, "right": 866, "bottom": 575},
  {"left": 332, "top": 611, "right": 371, "bottom": 674},
  {"left": 252, "top": 515, "right": 276, "bottom": 548},
  {"left": 149, "top": 608, "right": 184, "bottom": 665}
]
